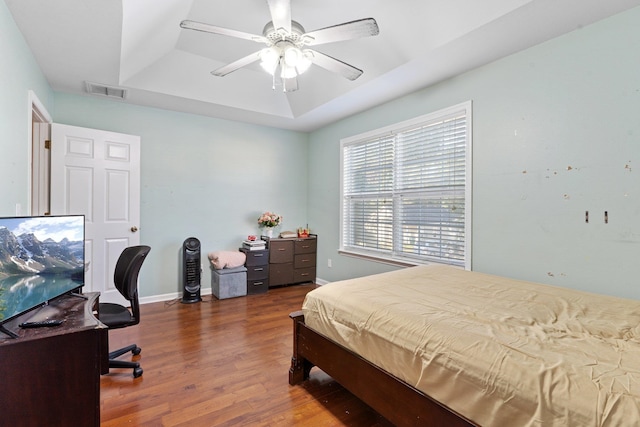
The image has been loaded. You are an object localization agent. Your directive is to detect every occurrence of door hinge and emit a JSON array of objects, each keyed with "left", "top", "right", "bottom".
[{"left": 44, "top": 140, "right": 51, "bottom": 149}]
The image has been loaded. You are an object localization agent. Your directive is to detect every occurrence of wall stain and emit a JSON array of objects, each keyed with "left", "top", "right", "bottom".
[{"left": 547, "top": 272, "right": 567, "bottom": 278}]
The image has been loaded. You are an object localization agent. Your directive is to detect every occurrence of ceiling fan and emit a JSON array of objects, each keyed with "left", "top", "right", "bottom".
[{"left": 180, "top": 0, "right": 379, "bottom": 92}]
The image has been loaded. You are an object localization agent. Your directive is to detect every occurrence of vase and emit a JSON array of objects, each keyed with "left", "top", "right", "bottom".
[{"left": 264, "top": 227, "right": 274, "bottom": 238}]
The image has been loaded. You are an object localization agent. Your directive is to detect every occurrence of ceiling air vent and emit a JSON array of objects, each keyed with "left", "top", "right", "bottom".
[{"left": 85, "top": 82, "right": 128, "bottom": 99}]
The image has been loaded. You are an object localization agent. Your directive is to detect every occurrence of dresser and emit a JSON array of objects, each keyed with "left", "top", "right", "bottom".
[
  {"left": 266, "top": 234, "right": 317, "bottom": 287},
  {"left": 240, "top": 247, "right": 269, "bottom": 294}
]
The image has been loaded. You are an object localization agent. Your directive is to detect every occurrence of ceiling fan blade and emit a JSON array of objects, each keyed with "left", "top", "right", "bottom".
[
  {"left": 302, "top": 18, "right": 379, "bottom": 46},
  {"left": 266, "top": 0, "right": 291, "bottom": 35},
  {"left": 180, "top": 20, "right": 267, "bottom": 43},
  {"left": 211, "top": 51, "right": 262, "bottom": 77},
  {"left": 307, "top": 50, "right": 363, "bottom": 81}
]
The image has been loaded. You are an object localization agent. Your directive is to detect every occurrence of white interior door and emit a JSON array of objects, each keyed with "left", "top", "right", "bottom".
[{"left": 50, "top": 124, "right": 141, "bottom": 304}]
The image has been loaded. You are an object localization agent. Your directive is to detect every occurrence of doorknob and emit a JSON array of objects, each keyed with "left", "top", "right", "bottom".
[{"left": 131, "top": 226, "right": 138, "bottom": 232}]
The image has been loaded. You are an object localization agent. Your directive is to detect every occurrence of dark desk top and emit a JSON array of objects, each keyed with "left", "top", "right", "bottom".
[{"left": 0, "top": 292, "right": 105, "bottom": 344}]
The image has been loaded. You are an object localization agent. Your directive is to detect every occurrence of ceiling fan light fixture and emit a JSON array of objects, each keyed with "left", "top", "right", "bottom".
[
  {"left": 283, "top": 46, "right": 312, "bottom": 74},
  {"left": 261, "top": 43, "right": 311, "bottom": 83},
  {"left": 282, "top": 45, "right": 300, "bottom": 66},
  {"left": 296, "top": 49, "right": 313, "bottom": 74},
  {"left": 280, "top": 63, "right": 298, "bottom": 79},
  {"left": 260, "top": 47, "right": 280, "bottom": 75}
]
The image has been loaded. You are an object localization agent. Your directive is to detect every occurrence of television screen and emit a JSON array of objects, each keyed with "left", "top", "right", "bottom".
[{"left": 0, "top": 215, "right": 85, "bottom": 330}]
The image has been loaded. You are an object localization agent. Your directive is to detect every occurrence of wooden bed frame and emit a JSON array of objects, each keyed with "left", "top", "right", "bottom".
[{"left": 288, "top": 311, "right": 477, "bottom": 426}]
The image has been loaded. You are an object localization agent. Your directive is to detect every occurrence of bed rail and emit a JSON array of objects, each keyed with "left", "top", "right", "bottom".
[{"left": 289, "top": 311, "right": 475, "bottom": 427}]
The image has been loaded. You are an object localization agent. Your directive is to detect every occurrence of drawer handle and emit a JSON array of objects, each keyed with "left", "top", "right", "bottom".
[
  {"left": 300, "top": 259, "right": 309, "bottom": 263},
  {"left": 253, "top": 253, "right": 263, "bottom": 257},
  {"left": 300, "top": 273, "right": 309, "bottom": 276},
  {"left": 301, "top": 245, "right": 310, "bottom": 249},
  {"left": 253, "top": 282, "right": 264, "bottom": 286},
  {"left": 254, "top": 267, "right": 264, "bottom": 271},
  {"left": 278, "top": 248, "right": 286, "bottom": 251}
]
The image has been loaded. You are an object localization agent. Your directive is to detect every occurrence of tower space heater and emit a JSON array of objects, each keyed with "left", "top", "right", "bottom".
[{"left": 181, "top": 237, "right": 202, "bottom": 304}]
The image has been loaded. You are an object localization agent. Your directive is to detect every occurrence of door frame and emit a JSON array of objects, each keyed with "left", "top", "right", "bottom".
[{"left": 28, "top": 90, "right": 52, "bottom": 216}]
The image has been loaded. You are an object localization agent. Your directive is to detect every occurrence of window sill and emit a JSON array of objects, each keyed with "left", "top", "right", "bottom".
[
  {"left": 338, "top": 249, "right": 467, "bottom": 270},
  {"left": 338, "top": 249, "right": 424, "bottom": 268}
]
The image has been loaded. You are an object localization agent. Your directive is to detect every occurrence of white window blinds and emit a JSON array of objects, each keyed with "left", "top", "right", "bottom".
[{"left": 341, "top": 101, "right": 471, "bottom": 267}]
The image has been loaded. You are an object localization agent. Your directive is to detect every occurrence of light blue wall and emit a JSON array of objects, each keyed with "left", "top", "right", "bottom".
[
  {"left": 0, "top": 0, "right": 53, "bottom": 217},
  {"left": 53, "top": 94, "right": 309, "bottom": 298},
  {"left": 308, "top": 7, "right": 640, "bottom": 299}
]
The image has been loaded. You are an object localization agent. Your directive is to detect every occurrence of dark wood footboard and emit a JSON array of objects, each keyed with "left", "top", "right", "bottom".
[
  {"left": 288, "top": 310, "right": 314, "bottom": 384},
  {"left": 289, "top": 311, "right": 476, "bottom": 427}
]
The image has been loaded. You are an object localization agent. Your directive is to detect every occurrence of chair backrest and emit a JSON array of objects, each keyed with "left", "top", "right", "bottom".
[{"left": 114, "top": 245, "right": 151, "bottom": 324}]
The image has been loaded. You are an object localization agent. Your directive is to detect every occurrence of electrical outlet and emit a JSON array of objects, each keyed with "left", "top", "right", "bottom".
[{"left": 328, "top": 258, "right": 332, "bottom": 268}]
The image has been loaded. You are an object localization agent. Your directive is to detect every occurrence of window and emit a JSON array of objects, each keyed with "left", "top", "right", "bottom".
[{"left": 340, "top": 101, "right": 472, "bottom": 269}]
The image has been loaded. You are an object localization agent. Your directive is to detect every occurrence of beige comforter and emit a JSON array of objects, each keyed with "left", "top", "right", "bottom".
[{"left": 302, "top": 264, "right": 640, "bottom": 426}]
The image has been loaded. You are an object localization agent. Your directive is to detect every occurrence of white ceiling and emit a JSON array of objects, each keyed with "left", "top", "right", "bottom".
[{"left": 6, "top": 0, "right": 640, "bottom": 131}]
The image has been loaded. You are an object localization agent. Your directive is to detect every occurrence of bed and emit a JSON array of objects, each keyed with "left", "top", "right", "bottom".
[{"left": 288, "top": 264, "right": 640, "bottom": 426}]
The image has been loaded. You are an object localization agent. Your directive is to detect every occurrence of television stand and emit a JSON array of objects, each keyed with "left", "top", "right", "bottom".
[
  {"left": 69, "top": 291, "right": 89, "bottom": 300},
  {"left": 0, "top": 324, "right": 18, "bottom": 339},
  {"left": 0, "top": 292, "right": 105, "bottom": 426}
]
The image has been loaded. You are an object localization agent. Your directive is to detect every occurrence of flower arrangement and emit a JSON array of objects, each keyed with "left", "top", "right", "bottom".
[{"left": 258, "top": 211, "right": 282, "bottom": 228}]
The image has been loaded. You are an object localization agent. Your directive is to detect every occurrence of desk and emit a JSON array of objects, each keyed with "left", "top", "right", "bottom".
[{"left": 0, "top": 292, "right": 105, "bottom": 427}]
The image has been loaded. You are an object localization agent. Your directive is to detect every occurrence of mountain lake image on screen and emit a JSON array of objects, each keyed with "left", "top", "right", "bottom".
[{"left": 0, "top": 215, "right": 85, "bottom": 334}]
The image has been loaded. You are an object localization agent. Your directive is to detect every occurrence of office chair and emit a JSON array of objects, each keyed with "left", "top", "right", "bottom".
[{"left": 98, "top": 245, "right": 151, "bottom": 378}]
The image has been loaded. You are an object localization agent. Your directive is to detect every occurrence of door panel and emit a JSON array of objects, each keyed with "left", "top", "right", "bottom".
[
  {"left": 50, "top": 124, "right": 141, "bottom": 304},
  {"left": 106, "top": 170, "right": 130, "bottom": 220},
  {"left": 67, "top": 167, "right": 93, "bottom": 214}
]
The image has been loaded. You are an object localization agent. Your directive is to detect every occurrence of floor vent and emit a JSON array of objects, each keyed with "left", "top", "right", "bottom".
[{"left": 85, "top": 82, "right": 128, "bottom": 99}]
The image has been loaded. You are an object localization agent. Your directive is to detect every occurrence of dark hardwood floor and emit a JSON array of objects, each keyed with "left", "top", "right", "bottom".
[{"left": 100, "top": 284, "right": 393, "bottom": 426}]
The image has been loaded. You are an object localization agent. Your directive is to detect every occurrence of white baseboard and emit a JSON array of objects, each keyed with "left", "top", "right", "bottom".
[
  {"left": 139, "top": 278, "right": 330, "bottom": 305},
  {"left": 139, "top": 287, "right": 212, "bottom": 305}
]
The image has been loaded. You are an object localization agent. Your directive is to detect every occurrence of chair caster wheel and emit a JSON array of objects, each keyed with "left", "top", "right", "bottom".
[
  {"left": 132, "top": 346, "right": 141, "bottom": 356},
  {"left": 133, "top": 367, "right": 143, "bottom": 378}
]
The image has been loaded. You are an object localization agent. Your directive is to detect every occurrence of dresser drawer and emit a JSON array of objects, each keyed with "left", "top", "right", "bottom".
[
  {"left": 294, "top": 238, "right": 316, "bottom": 254},
  {"left": 243, "top": 249, "right": 269, "bottom": 266},
  {"left": 294, "top": 253, "right": 316, "bottom": 269},
  {"left": 269, "top": 263, "right": 294, "bottom": 286},
  {"left": 247, "top": 278, "right": 268, "bottom": 295},
  {"left": 270, "top": 240, "right": 294, "bottom": 263},
  {"left": 246, "top": 265, "right": 268, "bottom": 281},
  {"left": 293, "top": 267, "right": 316, "bottom": 284}
]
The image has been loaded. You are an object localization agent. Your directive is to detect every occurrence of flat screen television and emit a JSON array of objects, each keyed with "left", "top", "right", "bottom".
[{"left": 0, "top": 215, "right": 85, "bottom": 338}]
